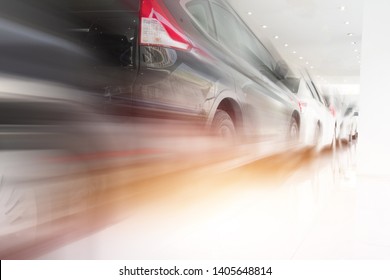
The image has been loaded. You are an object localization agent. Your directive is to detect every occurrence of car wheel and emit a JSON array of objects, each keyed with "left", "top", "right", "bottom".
[
  {"left": 289, "top": 118, "right": 299, "bottom": 142},
  {"left": 211, "top": 109, "right": 237, "bottom": 143}
]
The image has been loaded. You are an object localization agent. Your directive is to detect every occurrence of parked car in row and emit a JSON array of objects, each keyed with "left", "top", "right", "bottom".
[
  {"left": 66, "top": 0, "right": 301, "bottom": 149},
  {"left": 282, "top": 70, "right": 335, "bottom": 152},
  {"left": 338, "top": 105, "right": 359, "bottom": 143},
  {"left": 321, "top": 87, "right": 345, "bottom": 144},
  {"left": 0, "top": 0, "right": 115, "bottom": 243}
]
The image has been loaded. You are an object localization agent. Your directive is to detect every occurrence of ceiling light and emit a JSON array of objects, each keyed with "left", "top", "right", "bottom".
[
  {"left": 354, "top": 49, "right": 359, "bottom": 52},
  {"left": 310, "top": 66, "right": 314, "bottom": 69},
  {"left": 299, "top": 56, "right": 303, "bottom": 60},
  {"left": 262, "top": 25, "right": 267, "bottom": 29},
  {"left": 305, "top": 61, "right": 309, "bottom": 65},
  {"left": 351, "top": 41, "right": 357, "bottom": 45},
  {"left": 248, "top": 12, "right": 252, "bottom": 15},
  {"left": 274, "top": 35, "right": 279, "bottom": 39},
  {"left": 284, "top": 43, "right": 289, "bottom": 47},
  {"left": 345, "top": 21, "right": 350, "bottom": 25},
  {"left": 292, "top": 51, "right": 297, "bottom": 54},
  {"left": 347, "top": 33, "right": 353, "bottom": 36},
  {"left": 339, "top": 6, "right": 346, "bottom": 11}
]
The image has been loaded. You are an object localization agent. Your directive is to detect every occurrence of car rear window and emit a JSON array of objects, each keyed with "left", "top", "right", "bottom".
[{"left": 186, "top": 1, "right": 216, "bottom": 37}]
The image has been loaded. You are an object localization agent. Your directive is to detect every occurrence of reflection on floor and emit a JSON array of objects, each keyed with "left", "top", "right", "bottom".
[{"left": 33, "top": 141, "right": 389, "bottom": 259}]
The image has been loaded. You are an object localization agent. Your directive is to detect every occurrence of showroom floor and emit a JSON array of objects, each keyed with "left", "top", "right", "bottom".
[{"left": 34, "top": 141, "right": 390, "bottom": 260}]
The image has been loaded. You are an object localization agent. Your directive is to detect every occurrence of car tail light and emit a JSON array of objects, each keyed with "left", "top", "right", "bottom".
[
  {"left": 298, "top": 100, "right": 307, "bottom": 114},
  {"left": 329, "top": 105, "right": 336, "bottom": 117},
  {"left": 140, "top": 0, "right": 192, "bottom": 50}
]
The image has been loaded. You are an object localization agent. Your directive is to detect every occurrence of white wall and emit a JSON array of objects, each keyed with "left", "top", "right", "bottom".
[
  {"left": 358, "top": 0, "right": 390, "bottom": 246},
  {"left": 359, "top": 0, "right": 390, "bottom": 175}
]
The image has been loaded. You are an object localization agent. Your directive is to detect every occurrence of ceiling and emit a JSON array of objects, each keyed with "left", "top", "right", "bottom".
[{"left": 227, "top": 0, "right": 364, "bottom": 87}]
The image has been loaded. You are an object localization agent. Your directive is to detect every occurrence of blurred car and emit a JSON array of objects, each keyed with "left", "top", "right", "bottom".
[
  {"left": 0, "top": 0, "right": 112, "bottom": 243},
  {"left": 283, "top": 71, "right": 335, "bottom": 152},
  {"left": 0, "top": 82, "right": 110, "bottom": 235},
  {"left": 321, "top": 86, "right": 345, "bottom": 143},
  {"left": 339, "top": 105, "right": 359, "bottom": 143},
  {"left": 66, "top": 0, "right": 301, "bottom": 148}
]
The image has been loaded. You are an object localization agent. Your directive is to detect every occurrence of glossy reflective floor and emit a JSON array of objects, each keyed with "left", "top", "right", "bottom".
[{"left": 32, "top": 140, "right": 390, "bottom": 260}]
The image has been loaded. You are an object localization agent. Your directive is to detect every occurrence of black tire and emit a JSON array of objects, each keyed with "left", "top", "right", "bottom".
[
  {"left": 289, "top": 118, "right": 299, "bottom": 142},
  {"left": 211, "top": 109, "right": 237, "bottom": 143}
]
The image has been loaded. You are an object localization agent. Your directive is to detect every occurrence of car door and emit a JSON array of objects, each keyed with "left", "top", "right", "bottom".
[
  {"left": 209, "top": 1, "right": 296, "bottom": 141},
  {"left": 295, "top": 78, "right": 321, "bottom": 145},
  {"left": 306, "top": 77, "right": 335, "bottom": 146}
]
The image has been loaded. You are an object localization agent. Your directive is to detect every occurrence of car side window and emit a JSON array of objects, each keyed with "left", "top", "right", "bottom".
[
  {"left": 305, "top": 81, "right": 317, "bottom": 99},
  {"left": 186, "top": 1, "right": 216, "bottom": 38},
  {"left": 238, "top": 26, "right": 275, "bottom": 71},
  {"left": 209, "top": 3, "right": 241, "bottom": 51},
  {"left": 282, "top": 77, "right": 300, "bottom": 94},
  {"left": 210, "top": 3, "right": 280, "bottom": 84}
]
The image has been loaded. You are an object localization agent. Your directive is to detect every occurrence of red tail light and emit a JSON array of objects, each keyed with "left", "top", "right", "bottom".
[
  {"left": 298, "top": 100, "right": 307, "bottom": 114},
  {"left": 140, "top": 0, "right": 192, "bottom": 50},
  {"left": 329, "top": 105, "right": 336, "bottom": 117}
]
